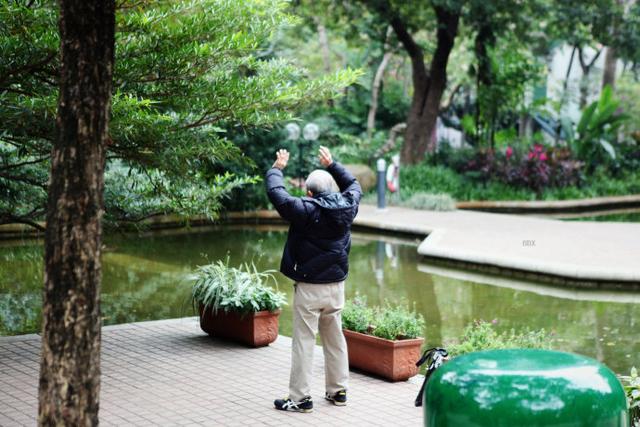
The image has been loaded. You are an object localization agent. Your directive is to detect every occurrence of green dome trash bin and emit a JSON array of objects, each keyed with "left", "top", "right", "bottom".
[{"left": 424, "top": 349, "right": 628, "bottom": 427}]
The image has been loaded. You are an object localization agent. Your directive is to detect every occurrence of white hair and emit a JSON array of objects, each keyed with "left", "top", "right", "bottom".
[{"left": 305, "top": 169, "right": 338, "bottom": 194}]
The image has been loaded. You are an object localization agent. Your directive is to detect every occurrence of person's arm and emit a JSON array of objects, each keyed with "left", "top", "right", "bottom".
[
  {"left": 319, "top": 146, "right": 362, "bottom": 204},
  {"left": 265, "top": 149, "right": 308, "bottom": 225}
]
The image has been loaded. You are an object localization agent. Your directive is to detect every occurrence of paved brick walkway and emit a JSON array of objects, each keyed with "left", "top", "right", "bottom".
[
  {"left": 0, "top": 318, "right": 423, "bottom": 426},
  {"left": 355, "top": 204, "right": 640, "bottom": 285}
]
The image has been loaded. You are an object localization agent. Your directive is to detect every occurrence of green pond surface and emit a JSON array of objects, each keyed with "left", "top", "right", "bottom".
[{"left": 1, "top": 225, "right": 639, "bottom": 374}]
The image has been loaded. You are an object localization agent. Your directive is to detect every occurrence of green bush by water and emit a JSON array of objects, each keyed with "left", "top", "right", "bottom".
[
  {"left": 342, "top": 295, "right": 424, "bottom": 340},
  {"left": 402, "top": 192, "right": 456, "bottom": 211},
  {"left": 191, "top": 259, "right": 286, "bottom": 314},
  {"left": 446, "top": 320, "right": 552, "bottom": 357}
]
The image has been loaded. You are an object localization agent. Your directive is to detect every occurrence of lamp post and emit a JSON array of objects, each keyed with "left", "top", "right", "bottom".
[{"left": 285, "top": 122, "right": 320, "bottom": 184}]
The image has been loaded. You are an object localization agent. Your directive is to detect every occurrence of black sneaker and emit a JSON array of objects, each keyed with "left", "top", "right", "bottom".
[
  {"left": 325, "top": 389, "right": 347, "bottom": 406},
  {"left": 274, "top": 396, "right": 313, "bottom": 413}
]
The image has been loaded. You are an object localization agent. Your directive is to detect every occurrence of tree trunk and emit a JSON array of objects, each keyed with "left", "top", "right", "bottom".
[
  {"left": 474, "top": 23, "right": 495, "bottom": 146},
  {"left": 367, "top": 26, "right": 394, "bottom": 138},
  {"left": 39, "top": 1, "right": 115, "bottom": 425},
  {"left": 602, "top": 46, "right": 618, "bottom": 89},
  {"left": 602, "top": 0, "right": 626, "bottom": 90},
  {"left": 578, "top": 47, "right": 603, "bottom": 108},
  {"left": 315, "top": 20, "right": 332, "bottom": 74},
  {"left": 391, "top": 6, "right": 460, "bottom": 164},
  {"left": 315, "top": 18, "right": 336, "bottom": 105}
]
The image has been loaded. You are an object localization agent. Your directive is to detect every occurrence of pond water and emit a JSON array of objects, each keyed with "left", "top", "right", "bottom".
[{"left": 1, "top": 225, "right": 639, "bottom": 374}]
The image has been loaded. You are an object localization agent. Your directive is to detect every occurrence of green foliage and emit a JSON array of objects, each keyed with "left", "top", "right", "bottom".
[
  {"left": 475, "top": 38, "right": 545, "bottom": 146},
  {"left": 0, "top": 0, "right": 359, "bottom": 227},
  {"left": 617, "top": 76, "right": 640, "bottom": 140},
  {"left": 396, "top": 160, "right": 640, "bottom": 202},
  {"left": 619, "top": 367, "right": 640, "bottom": 427},
  {"left": 447, "top": 320, "right": 552, "bottom": 357},
  {"left": 0, "top": 293, "right": 40, "bottom": 336},
  {"left": 565, "top": 86, "right": 629, "bottom": 169},
  {"left": 401, "top": 192, "right": 456, "bottom": 211},
  {"left": 342, "top": 295, "right": 424, "bottom": 340},
  {"left": 191, "top": 258, "right": 286, "bottom": 315},
  {"left": 549, "top": 0, "right": 640, "bottom": 64}
]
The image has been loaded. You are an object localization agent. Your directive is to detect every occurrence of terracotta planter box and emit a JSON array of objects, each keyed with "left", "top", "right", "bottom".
[
  {"left": 343, "top": 329, "right": 424, "bottom": 381},
  {"left": 199, "top": 305, "right": 280, "bottom": 347}
]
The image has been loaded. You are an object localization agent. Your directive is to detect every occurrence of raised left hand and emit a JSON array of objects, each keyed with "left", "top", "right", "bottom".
[
  {"left": 318, "top": 145, "right": 333, "bottom": 168},
  {"left": 272, "top": 149, "right": 289, "bottom": 170}
]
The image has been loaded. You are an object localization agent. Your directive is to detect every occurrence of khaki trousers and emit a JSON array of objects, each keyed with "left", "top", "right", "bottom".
[{"left": 289, "top": 281, "right": 349, "bottom": 401}]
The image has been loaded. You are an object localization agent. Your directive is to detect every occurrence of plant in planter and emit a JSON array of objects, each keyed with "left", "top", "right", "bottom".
[
  {"left": 191, "top": 259, "right": 286, "bottom": 347},
  {"left": 341, "top": 295, "right": 425, "bottom": 381},
  {"left": 619, "top": 367, "right": 640, "bottom": 427}
]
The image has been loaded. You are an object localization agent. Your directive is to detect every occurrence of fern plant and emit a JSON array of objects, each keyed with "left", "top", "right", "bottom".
[{"left": 191, "top": 259, "right": 286, "bottom": 315}]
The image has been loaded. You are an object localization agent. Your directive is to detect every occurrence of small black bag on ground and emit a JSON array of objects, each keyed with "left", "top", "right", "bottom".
[{"left": 414, "top": 347, "right": 449, "bottom": 407}]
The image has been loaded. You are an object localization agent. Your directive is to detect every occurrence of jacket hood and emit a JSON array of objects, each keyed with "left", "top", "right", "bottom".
[
  {"left": 307, "top": 192, "right": 356, "bottom": 210},
  {"left": 303, "top": 192, "right": 357, "bottom": 229}
]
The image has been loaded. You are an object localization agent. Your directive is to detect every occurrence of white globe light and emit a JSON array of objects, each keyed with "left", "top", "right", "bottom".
[
  {"left": 303, "top": 123, "right": 320, "bottom": 141},
  {"left": 285, "top": 123, "right": 301, "bottom": 140}
]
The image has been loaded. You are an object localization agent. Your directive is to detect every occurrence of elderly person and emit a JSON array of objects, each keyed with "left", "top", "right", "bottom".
[{"left": 267, "top": 146, "right": 362, "bottom": 413}]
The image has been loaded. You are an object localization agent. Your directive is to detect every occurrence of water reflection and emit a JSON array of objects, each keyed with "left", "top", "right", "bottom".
[{"left": 1, "top": 226, "right": 638, "bottom": 373}]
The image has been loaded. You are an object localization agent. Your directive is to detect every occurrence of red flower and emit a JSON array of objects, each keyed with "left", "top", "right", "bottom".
[{"left": 505, "top": 146, "right": 513, "bottom": 160}]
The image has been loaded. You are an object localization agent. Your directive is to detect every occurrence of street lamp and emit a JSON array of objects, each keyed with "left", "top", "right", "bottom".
[{"left": 285, "top": 122, "right": 320, "bottom": 182}]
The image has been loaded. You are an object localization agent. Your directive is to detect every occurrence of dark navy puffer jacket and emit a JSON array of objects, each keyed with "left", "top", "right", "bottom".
[{"left": 265, "top": 162, "right": 362, "bottom": 284}]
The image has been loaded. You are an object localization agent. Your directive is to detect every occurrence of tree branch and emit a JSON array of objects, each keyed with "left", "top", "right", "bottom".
[
  {"left": 0, "top": 156, "right": 49, "bottom": 171},
  {"left": 0, "top": 172, "right": 48, "bottom": 189},
  {"left": 0, "top": 51, "right": 57, "bottom": 86},
  {"left": 440, "top": 82, "right": 462, "bottom": 113},
  {"left": 367, "top": 26, "right": 395, "bottom": 138},
  {"left": 0, "top": 216, "right": 46, "bottom": 232}
]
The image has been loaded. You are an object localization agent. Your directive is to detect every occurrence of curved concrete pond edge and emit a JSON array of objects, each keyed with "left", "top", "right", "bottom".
[{"left": 2, "top": 206, "right": 639, "bottom": 289}]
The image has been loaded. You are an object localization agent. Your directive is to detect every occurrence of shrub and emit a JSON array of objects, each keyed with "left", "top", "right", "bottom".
[
  {"left": 342, "top": 295, "right": 425, "bottom": 340},
  {"left": 619, "top": 367, "right": 640, "bottom": 427},
  {"left": 567, "top": 86, "right": 629, "bottom": 171},
  {"left": 191, "top": 259, "right": 286, "bottom": 315},
  {"left": 401, "top": 164, "right": 469, "bottom": 196},
  {"left": 446, "top": 319, "right": 552, "bottom": 357},
  {"left": 401, "top": 192, "right": 456, "bottom": 211}
]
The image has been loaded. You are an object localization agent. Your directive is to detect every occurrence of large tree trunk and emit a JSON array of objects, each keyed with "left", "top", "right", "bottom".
[
  {"left": 39, "top": 1, "right": 115, "bottom": 425},
  {"left": 391, "top": 6, "right": 460, "bottom": 164}
]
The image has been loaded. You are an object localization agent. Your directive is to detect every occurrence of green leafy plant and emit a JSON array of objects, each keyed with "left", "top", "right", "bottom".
[
  {"left": 564, "top": 86, "right": 629, "bottom": 170},
  {"left": 619, "top": 367, "right": 640, "bottom": 427},
  {"left": 191, "top": 259, "right": 286, "bottom": 315},
  {"left": 342, "top": 295, "right": 424, "bottom": 340},
  {"left": 447, "top": 320, "right": 551, "bottom": 357}
]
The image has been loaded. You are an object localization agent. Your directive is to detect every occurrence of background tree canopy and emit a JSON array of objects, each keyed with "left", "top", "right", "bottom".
[
  {"left": 3, "top": 0, "right": 640, "bottom": 221},
  {"left": 0, "top": 0, "right": 359, "bottom": 229}
]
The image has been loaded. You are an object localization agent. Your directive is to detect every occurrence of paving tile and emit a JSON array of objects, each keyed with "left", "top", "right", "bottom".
[{"left": 0, "top": 317, "right": 422, "bottom": 425}]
